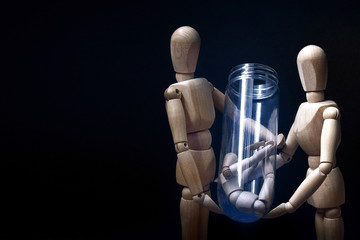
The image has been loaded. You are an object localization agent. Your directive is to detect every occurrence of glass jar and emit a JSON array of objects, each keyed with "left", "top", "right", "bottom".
[{"left": 217, "top": 63, "right": 280, "bottom": 222}]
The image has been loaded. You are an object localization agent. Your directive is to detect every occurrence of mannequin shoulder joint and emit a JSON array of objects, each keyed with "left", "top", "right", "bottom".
[
  {"left": 323, "top": 106, "right": 340, "bottom": 120},
  {"left": 164, "top": 86, "right": 182, "bottom": 100}
]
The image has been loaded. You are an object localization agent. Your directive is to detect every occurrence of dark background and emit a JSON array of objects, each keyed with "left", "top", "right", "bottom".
[{"left": 3, "top": 0, "right": 360, "bottom": 239}]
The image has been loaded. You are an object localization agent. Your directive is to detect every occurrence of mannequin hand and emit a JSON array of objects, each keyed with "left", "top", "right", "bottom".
[
  {"left": 245, "top": 141, "right": 266, "bottom": 151},
  {"left": 276, "top": 133, "right": 285, "bottom": 149},
  {"left": 263, "top": 202, "right": 296, "bottom": 219},
  {"left": 193, "top": 193, "right": 223, "bottom": 214}
]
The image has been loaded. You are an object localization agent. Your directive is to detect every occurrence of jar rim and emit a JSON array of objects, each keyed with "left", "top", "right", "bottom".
[
  {"left": 229, "top": 63, "right": 278, "bottom": 83},
  {"left": 227, "top": 63, "right": 279, "bottom": 100}
]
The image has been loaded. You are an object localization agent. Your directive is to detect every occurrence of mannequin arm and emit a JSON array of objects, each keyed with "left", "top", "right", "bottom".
[
  {"left": 165, "top": 87, "right": 203, "bottom": 196},
  {"left": 221, "top": 143, "right": 275, "bottom": 181},
  {"left": 209, "top": 82, "right": 225, "bottom": 112},
  {"left": 243, "top": 118, "right": 277, "bottom": 142},
  {"left": 165, "top": 87, "right": 187, "bottom": 144},
  {"left": 276, "top": 123, "right": 299, "bottom": 169}
]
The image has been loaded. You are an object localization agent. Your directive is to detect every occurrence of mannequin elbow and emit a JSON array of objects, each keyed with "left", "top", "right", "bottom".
[{"left": 319, "top": 162, "right": 333, "bottom": 175}]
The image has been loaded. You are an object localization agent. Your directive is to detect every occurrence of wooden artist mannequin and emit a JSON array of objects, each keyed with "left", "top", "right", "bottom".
[
  {"left": 265, "top": 45, "right": 345, "bottom": 240},
  {"left": 164, "top": 26, "right": 224, "bottom": 240},
  {"left": 165, "top": 26, "right": 286, "bottom": 239}
]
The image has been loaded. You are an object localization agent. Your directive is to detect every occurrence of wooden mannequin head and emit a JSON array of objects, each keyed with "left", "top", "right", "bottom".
[
  {"left": 170, "top": 26, "right": 200, "bottom": 81},
  {"left": 297, "top": 45, "right": 328, "bottom": 102}
]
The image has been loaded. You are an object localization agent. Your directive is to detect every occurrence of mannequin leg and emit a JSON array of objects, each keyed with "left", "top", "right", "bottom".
[
  {"left": 180, "top": 187, "right": 200, "bottom": 240},
  {"left": 198, "top": 187, "right": 210, "bottom": 240},
  {"left": 315, "top": 207, "right": 344, "bottom": 240},
  {"left": 323, "top": 207, "right": 344, "bottom": 240},
  {"left": 315, "top": 208, "right": 325, "bottom": 240}
]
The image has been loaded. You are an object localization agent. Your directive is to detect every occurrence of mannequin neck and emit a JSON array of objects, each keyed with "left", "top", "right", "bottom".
[{"left": 306, "top": 91, "right": 325, "bottom": 103}]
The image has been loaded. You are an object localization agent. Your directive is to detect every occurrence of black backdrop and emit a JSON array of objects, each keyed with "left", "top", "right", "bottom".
[{"left": 3, "top": 1, "right": 360, "bottom": 239}]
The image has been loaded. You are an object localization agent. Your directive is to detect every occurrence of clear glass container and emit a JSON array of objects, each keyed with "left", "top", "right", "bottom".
[{"left": 217, "top": 63, "right": 280, "bottom": 222}]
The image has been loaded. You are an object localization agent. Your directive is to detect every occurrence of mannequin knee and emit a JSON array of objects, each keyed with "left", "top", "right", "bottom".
[{"left": 324, "top": 207, "right": 341, "bottom": 219}]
